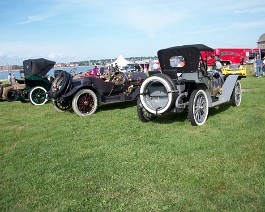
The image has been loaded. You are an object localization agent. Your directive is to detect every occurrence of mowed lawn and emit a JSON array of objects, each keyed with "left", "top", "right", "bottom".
[{"left": 0, "top": 68, "right": 264, "bottom": 211}]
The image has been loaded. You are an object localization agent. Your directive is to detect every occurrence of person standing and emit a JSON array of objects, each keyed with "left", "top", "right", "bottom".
[
  {"left": 12, "top": 73, "right": 16, "bottom": 83},
  {"left": 253, "top": 56, "right": 257, "bottom": 76},
  {"left": 99, "top": 66, "right": 105, "bottom": 75},
  {"left": 215, "top": 59, "right": 222, "bottom": 72},
  {"left": 262, "top": 57, "right": 265, "bottom": 77},
  {"left": 255, "top": 55, "right": 263, "bottom": 78},
  {"left": 93, "top": 66, "right": 100, "bottom": 76},
  {"left": 152, "top": 62, "right": 159, "bottom": 71},
  {"left": 113, "top": 63, "right": 119, "bottom": 72},
  {"left": 8, "top": 73, "right": 12, "bottom": 84}
]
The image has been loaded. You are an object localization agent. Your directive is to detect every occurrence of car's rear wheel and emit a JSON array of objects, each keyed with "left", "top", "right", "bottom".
[
  {"left": 137, "top": 97, "right": 156, "bottom": 122},
  {"left": 231, "top": 80, "right": 242, "bottom": 106},
  {"left": 72, "top": 89, "right": 98, "bottom": 116},
  {"left": 52, "top": 99, "right": 72, "bottom": 112},
  {"left": 4, "top": 88, "right": 17, "bottom": 102},
  {"left": 29, "top": 86, "right": 48, "bottom": 105},
  {"left": 188, "top": 89, "right": 209, "bottom": 126}
]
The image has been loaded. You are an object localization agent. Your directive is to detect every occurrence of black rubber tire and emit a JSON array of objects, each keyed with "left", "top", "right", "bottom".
[
  {"left": 52, "top": 99, "right": 72, "bottom": 112},
  {"left": 29, "top": 86, "right": 48, "bottom": 105},
  {"left": 137, "top": 97, "right": 156, "bottom": 122},
  {"left": 72, "top": 89, "right": 98, "bottom": 116},
  {"left": 188, "top": 89, "right": 209, "bottom": 126},
  {"left": 231, "top": 80, "right": 242, "bottom": 106},
  {"left": 4, "top": 88, "right": 17, "bottom": 102},
  {"left": 139, "top": 74, "right": 176, "bottom": 115}
]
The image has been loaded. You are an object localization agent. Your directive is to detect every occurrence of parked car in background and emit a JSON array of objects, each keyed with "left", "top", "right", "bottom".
[
  {"left": 222, "top": 64, "right": 247, "bottom": 76},
  {"left": 246, "top": 59, "right": 254, "bottom": 64}
]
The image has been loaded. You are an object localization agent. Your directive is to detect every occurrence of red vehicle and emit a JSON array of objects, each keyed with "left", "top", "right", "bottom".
[{"left": 202, "top": 48, "right": 262, "bottom": 66}]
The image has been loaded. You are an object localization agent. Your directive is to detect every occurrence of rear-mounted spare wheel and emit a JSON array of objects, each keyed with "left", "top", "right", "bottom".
[
  {"left": 51, "top": 71, "right": 72, "bottom": 98},
  {"left": 139, "top": 74, "right": 177, "bottom": 114}
]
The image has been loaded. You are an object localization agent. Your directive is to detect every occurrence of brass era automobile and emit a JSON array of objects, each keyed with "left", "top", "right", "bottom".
[
  {"left": 49, "top": 70, "right": 147, "bottom": 116},
  {"left": 137, "top": 44, "right": 245, "bottom": 126},
  {"left": 14, "top": 58, "right": 56, "bottom": 105}
]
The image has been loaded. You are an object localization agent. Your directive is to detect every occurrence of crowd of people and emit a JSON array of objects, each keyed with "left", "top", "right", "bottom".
[
  {"left": 7, "top": 73, "right": 16, "bottom": 84},
  {"left": 253, "top": 54, "right": 265, "bottom": 78},
  {"left": 77, "top": 62, "right": 162, "bottom": 79}
]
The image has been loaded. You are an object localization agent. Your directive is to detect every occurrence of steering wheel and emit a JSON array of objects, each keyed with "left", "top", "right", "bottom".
[{"left": 110, "top": 72, "right": 125, "bottom": 85}]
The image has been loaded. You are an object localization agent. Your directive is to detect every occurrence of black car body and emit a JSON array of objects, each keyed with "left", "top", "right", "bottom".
[{"left": 49, "top": 70, "right": 147, "bottom": 116}]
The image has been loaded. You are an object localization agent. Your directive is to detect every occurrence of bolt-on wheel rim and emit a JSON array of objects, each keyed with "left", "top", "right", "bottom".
[
  {"left": 29, "top": 86, "right": 48, "bottom": 105},
  {"left": 72, "top": 89, "right": 98, "bottom": 116},
  {"left": 189, "top": 89, "right": 209, "bottom": 126},
  {"left": 231, "top": 80, "right": 242, "bottom": 106}
]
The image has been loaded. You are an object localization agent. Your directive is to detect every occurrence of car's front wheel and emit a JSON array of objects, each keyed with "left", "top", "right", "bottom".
[
  {"left": 29, "top": 86, "right": 48, "bottom": 105},
  {"left": 72, "top": 89, "right": 98, "bottom": 116},
  {"left": 231, "top": 80, "right": 242, "bottom": 106},
  {"left": 188, "top": 89, "right": 209, "bottom": 126}
]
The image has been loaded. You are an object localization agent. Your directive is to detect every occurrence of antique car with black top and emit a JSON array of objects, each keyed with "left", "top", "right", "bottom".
[
  {"left": 0, "top": 58, "right": 56, "bottom": 105},
  {"left": 49, "top": 70, "right": 147, "bottom": 116},
  {"left": 16, "top": 58, "right": 56, "bottom": 105},
  {"left": 137, "top": 44, "right": 244, "bottom": 126}
]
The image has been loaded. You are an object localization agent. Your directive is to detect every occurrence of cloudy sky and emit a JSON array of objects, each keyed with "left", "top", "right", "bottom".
[{"left": 0, "top": 0, "right": 264, "bottom": 65}]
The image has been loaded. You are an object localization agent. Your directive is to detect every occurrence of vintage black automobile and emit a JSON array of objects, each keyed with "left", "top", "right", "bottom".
[
  {"left": 137, "top": 44, "right": 244, "bottom": 126},
  {"left": 49, "top": 70, "right": 147, "bottom": 116},
  {"left": 0, "top": 58, "right": 55, "bottom": 105},
  {"left": 15, "top": 58, "right": 56, "bottom": 105}
]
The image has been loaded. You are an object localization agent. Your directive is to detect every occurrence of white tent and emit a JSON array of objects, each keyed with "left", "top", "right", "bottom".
[{"left": 112, "top": 55, "right": 133, "bottom": 67}]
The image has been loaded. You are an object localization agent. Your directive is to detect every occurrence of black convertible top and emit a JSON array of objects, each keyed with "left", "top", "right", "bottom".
[
  {"left": 158, "top": 44, "right": 214, "bottom": 72},
  {"left": 23, "top": 58, "right": 56, "bottom": 77}
]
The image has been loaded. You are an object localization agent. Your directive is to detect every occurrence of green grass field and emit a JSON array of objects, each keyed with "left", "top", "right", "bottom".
[{"left": 1, "top": 68, "right": 265, "bottom": 211}]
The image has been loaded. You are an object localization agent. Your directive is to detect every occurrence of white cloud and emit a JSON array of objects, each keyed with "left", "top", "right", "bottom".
[{"left": 17, "top": 15, "right": 46, "bottom": 24}]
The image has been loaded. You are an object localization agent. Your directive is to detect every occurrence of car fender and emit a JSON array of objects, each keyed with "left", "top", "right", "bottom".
[
  {"left": 211, "top": 75, "right": 240, "bottom": 107},
  {"left": 130, "top": 86, "right": 140, "bottom": 100},
  {"left": 61, "top": 84, "right": 98, "bottom": 99}
]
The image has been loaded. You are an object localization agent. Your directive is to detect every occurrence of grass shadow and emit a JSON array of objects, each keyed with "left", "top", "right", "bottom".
[
  {"left": 151, "top": 111, "right": 188, "bottom": 124},
  {"left": 208, "top": 102, "right": 231, "bottom": 117},
  {"left": 97, "top": 100, "right": 137, "bottom": 112},
  {"left": 146, "top": 102, "right": 232, "bottom": 125}
]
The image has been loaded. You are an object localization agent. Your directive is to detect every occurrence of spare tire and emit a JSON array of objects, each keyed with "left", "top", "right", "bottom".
[
  {"left": 50, "top": 71, "right": 72, "bottom": 98},
  {"left": 139, "top": 74, "right": 177, "bottom": 115}
]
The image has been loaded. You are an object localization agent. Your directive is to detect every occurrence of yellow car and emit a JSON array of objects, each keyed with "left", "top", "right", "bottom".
[{"left": 222, "top": 64, "right": 247, "bottom": 76}]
